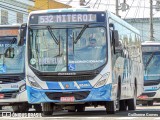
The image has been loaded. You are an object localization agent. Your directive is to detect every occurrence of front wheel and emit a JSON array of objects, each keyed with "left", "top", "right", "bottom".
[
  {"left": 148, "top": 101, "right": 153, "bottom": 106},
  {"left": 105, "top": 101, "right": 116, "bottom": 114},
  {"left": 76, "top": 105, "right": 85, "bottom": 112},
  {"left": 12, "top": 103, "right": 30, "bottom": 113},
  {"left": 34, "top": 104, "right": 42, "bottom": 112},
  {"left": 42, "top": 103, "right": 53, "bottom": 116}
]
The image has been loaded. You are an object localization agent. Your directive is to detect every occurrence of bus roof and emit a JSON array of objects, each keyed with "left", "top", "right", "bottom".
[
  {"left": 29, "top": 8, "right": 107, "bottom": 15},
  {"left": 0, "top": 24, "right": 21, "bottom": 28},
  {"left": 141, "top": 41, "right": 160, "bottom": 46},
  {"left": 108, "top": 12, "right": 140, "bottom": 34}
]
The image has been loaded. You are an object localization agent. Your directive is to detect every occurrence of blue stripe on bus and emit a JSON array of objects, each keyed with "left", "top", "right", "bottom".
[
  {"left": 46, "top": 82, "right": 61, "bottom": 89},
  {"left": 46, "top": 81, "right": 92, "bottom": 90},
  {"left": 76, "top": 81, "right": 92, "bottom": 89},
  {"left": 61, "top": 82, "right": 78, "bottom": 90}
]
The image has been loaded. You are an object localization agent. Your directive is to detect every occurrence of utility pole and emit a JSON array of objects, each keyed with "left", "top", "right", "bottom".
[
  {"left": 150, "top": 0, "right": 154, "bottom": 41},
  {"left": 116, "top": 0, "right": 119, "bottom": 16}
]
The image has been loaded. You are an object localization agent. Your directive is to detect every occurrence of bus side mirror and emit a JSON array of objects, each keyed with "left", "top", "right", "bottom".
[
  {"left": 112, "top": 30, "right": 123, "bottom": 54},
  {"left": 17, "top": 23, "right": 27, "bottom": 46},
  {"left": 5, "top": 47, "right": 14, "bottom": 58},
  {"left": 112, "top": 30, "right": 119, "bottom": 47}
]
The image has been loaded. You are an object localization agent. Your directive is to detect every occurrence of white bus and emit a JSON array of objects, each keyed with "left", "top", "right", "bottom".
[
  {"left": 0, "top": 24, "right": 41, "bottom": 112},
  {"left": 137, "top": 41, "right": 160, "bottom": 106},
  {"left": 25, "top": 8, "right": 144, "bottom": 115}
]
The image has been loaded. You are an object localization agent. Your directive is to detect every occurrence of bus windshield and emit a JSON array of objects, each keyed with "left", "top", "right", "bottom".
[
  {"left": 143, "top": 52, "right": 160, "bottom": 81},
  {"left": 29, "top": 26, "right": 107, "bottom": 72},
  {"left": 0, "top": 40, "right": 25, "bottom": 74}
]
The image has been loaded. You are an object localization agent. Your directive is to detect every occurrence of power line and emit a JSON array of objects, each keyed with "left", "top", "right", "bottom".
[
  {"left": 97, "top": 0, "right": 101, "bottom": 9},
  {"left": 93, "top": 0, "right": 99, "bottom": 8}
]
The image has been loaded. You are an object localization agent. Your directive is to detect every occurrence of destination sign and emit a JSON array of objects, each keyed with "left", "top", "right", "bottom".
[
  {"left": 0, "top": 29, "right": 19, "bottom": 37},
  {"left": 38, "top": 14, "right": 96, "bottom": 23},
  {"left": 142, "top": 46, "right": 160, "bottom": 52},
  {"left": 29, "top": 12, "right": 106, "bottom": 25}
]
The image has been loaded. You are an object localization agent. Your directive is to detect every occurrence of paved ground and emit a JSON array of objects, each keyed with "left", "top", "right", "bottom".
[{"left": 1, "top": 103, "right": 160, "bottom": 120}]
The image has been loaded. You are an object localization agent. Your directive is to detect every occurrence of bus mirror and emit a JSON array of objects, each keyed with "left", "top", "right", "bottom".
[
  {"left": 18, "top": 23, "right": 27, "bottom": 46},
  {"left": 5, "top": 47, "right": 14, "bottom": 58},
  {"left": 17, "top": 29, "right": 24, "bottom": 46},
  {"left": 112, "top": 30, "right": 119, "bottom": 47}
]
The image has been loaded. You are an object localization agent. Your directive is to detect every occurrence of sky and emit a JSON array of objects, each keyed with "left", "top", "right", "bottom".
[{"left": 55, "top": 0, "right": 160, "bottom": 19}]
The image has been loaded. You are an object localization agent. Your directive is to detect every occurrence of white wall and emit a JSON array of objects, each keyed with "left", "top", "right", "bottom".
[{"left": 0, "top": 0, "right": 34, "bottom": 25}]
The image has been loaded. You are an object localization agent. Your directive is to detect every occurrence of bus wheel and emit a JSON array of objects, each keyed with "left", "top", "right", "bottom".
[
  {"left": 76, "top": 105, "right": 85, "bottom": 112},
  {"left": 68, "top": 110, "right": 76, "bottom": 112},
  {"left": 142, "top": 103, "right": 147, "bottom": 106},
  {"left": 105, "top": 101, "right": 116, "bottom": 114},
  {"left": 119, "top": 100, "right": 127, "bottom": 111},
  {"left": 34, "top": 104, "right": 42, "bottom": 112},
  {"left": 42, "top": 103, "right": 53, "bottom": 116},
  {"left": 127, "top": 88, "right": 137, "bottom": 110},
  {"left": 12, "top": 103, "right": 29, "bottom": 113},
  {"left": 148, "top": 101, "right": 153, "bottom": 106}
]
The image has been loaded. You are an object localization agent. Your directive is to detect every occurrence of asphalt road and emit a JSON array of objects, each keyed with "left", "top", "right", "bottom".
[{"left": 1, "top": 103, "right": 160, "bottom": 120}]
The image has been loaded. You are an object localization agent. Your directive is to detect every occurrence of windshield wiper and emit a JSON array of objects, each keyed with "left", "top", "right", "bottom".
[
  {"left": 74, "top": 24, "right": 88, "bottom": 44},
  {"left": 145, "top": 52, "right": 154, "bottom": 70},
  {"left": 47, "top": 26, "right": 59, "bottom": 45}
]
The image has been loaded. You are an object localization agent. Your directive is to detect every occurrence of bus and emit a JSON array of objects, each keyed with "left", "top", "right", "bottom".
[
  {"left": 137, "top": 41, "right": 160, "bottom": 106},
  {"left": 25, "top": 8, "right": 144, "bottom": 115},
  {"left": 0, "top": 24, "right": 41, "bottom": 112}
]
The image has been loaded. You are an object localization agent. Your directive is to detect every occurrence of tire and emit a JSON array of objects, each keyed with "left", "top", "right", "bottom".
[
  {"left": 127, "top": 88, "right": 137, "bottom": 110},
  {"left": 105, "top": 101, "right": 116, "bottom": 114},
  {"left": 34, "top": 104, "right": 42, "bottom": 112},
  {"left": 76, "top": 105, "right": 85, "bottom": 112},
  {"left": 42, "top": 103, "right": 53, "bottom": 116},
  {"left": 68, "top": 110, "right": 76, "bottom": 112},
  {"left": 119, "top": 100, "right": 127, "bottom": 111},
  {"left": 12, "top": 103, "right": 30, "bottom": 113},
  {"left": 148, "top": 101, "right": 153, "bottom": 106},
  {"left": 142, "top": 103, "right": 147, "bottom": 106}
]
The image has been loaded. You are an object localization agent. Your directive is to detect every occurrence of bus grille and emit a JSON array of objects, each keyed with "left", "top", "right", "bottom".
[
  {"left": 45, "top": 91, "right": 90, "bottom": 100},
  {"left": 0, "top": 91, "right": 19, "bottom": 99},
  {"left": 141, "top": 92, "right": 156, "bottom": 97},
  {"left": 39, "top": 75, "right": 96, "bottom": 82},
  {"left": 0, "top": 77, "right": 21, "bottom": 84}
]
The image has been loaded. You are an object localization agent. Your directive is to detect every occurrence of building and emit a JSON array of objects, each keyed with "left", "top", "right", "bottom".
[
  {"left": 125, "top": 18, "right": 160, "bottom": 41},
  {"left": 0, "top": 0, "right": 34, "bottom": 25},
  {"left": 29, "top": 0, "right": 71, "bottom": 12}
]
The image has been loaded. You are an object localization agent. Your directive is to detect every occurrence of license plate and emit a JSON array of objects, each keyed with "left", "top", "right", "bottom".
[
  {"left": 60, "top": 96, "right": 75, "bottom": 102},
  {"left": 0, "top": 94, "right": 4, "bottom": 99}
]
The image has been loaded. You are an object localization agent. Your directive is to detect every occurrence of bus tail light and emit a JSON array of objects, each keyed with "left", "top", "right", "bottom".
[{"left": 94, "top": 73, "right": 110, "bottom": 88}]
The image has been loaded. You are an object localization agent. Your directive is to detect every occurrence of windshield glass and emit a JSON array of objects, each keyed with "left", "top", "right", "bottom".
[
  {"left": 143, "top": 52, "right": 160, "bottom": 81},
  {"left": 29, "top": 26, "right": 107, "bottom": 72},
  {"left": 0, "top": 41, "right": 25, "bottom": 74}
]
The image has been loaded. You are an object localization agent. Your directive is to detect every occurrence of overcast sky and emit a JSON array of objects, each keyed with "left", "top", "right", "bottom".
[{"left": 56, "top": 0, "right": 160, "bottom": 18}]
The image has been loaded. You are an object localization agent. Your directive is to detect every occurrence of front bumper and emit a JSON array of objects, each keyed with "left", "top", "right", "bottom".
[
  {"left": 27, "top": 84, "right": 112, "bottom": 104},
  {"left": 0, "top": 90, "right": 28, "bottom": 105}
]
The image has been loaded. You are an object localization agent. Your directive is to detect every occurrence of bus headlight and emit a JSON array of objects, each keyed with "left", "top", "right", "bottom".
[
  {"left": 94, "top": 73, "right": 110, "bottom": 88},
  {"left": 27, "top": 76, "right": 41, "bottom": 89},
  {"left": 19, "top": 84, "right": 26, "bottom": 92}
]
